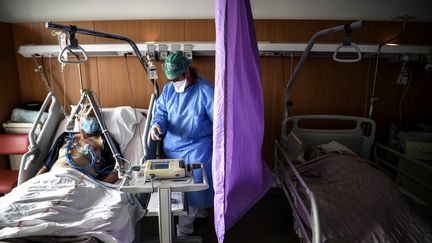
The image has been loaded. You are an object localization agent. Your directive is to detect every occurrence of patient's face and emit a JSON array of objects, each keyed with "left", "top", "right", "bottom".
[{"left": 79, "top": 110, "right": 100, "bottom": 135}]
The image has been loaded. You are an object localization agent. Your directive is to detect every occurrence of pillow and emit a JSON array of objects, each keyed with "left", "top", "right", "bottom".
[
  {"left": 59, "top": 106, "right": 144, "bottom": 154},
  {"left": 317, "top": 140, "right": 354, "bottom": 155},
  {"left": 100, "top": 106, "right": 144, "bottom": 153},
  {"left": 122, "top": 114, "right": 147, "bottom": 165}
]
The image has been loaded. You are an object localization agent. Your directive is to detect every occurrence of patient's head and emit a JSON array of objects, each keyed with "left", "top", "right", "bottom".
[
  {"left": 78, "top": 104, "right": 100, "bottom": 136},
  {"left": 304, "top": 147, "right": 322, "bottom": 161}
]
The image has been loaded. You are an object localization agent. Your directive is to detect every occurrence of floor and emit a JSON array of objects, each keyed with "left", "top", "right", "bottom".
[{"left": 135, "top": 187, "right": 300, "bottom": 243}]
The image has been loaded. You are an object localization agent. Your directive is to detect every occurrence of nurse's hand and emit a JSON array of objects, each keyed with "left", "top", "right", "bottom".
[{"left": 150, "top": 124, "right": 163, "bottom": 141}]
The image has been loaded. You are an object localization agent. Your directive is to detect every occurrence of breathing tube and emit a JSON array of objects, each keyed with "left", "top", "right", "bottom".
[
  {"left": 64, "top": 132, "right": 135, "bottom": 205},
  {"left": 64, "top": 132, "right": 98, "bottom": 178}
]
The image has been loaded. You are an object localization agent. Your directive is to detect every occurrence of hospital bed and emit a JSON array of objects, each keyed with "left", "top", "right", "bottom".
[
  {"left": 1, "top": 21, "right": 208, "bottom": 243},
  {"left": 274, "top": 115, "right": 432, "bottom": 243},
  {"left": 0, "top": 93, "right": 148, "bottom": 242},
  {"left": 273, "top": 20, "right": 431, "bottom": 243},
  {"left": 0, "top": 91, "right": 209, "bottom": 243}
]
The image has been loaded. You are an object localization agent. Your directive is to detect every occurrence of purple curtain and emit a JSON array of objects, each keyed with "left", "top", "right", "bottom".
[{"left": 213, "top": 0, "right": 274, "bottom": 242}]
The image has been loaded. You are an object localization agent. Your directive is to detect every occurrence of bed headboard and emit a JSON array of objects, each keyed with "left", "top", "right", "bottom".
[{"left": 281, "top": 115, "right": 376, "bottom": 159}]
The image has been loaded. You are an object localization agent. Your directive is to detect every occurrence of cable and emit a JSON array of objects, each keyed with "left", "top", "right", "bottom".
[
  {"left": 290, "top": 53, "right": 294, "bottom": 78},
  {"left": 362, "top": 58, "right": 373, "bottom": 118},
  {"left": 64, "top": 132, "right": 136, "bottom": 205},
  {"left": 369, "top": 17, "right": 410, "bottom": 119},
  {"left": 399, "top": 67, "right": 412, "bottom": 127},
  {"left": 124, "top": 54, "right": 144, "bottom": 151},
  {"left": 407, "top": 78, "right": 425, "bottom": 104},
  {"left": 40, "top": 56, "right": 52, "bottom": 89},
  {"left": 67, "top": 49, "right": 84, "bottom": 92},
  {"left": 49, "top": 54, "right": 55, "bottom": 94},
  {"left": 288, "top": 53, "right": 294, "bottom": 98},
  {"left": 280, "top": 53, "right": 286, "bottom": 86},
  {"left": 61, "top": 65, "right": 68, "bottom": 115},
  {"left": 31, "top": 55, "right": 38, "bottom": 67}
]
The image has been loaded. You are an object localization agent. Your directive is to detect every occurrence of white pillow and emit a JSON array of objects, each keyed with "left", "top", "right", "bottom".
[
  {"left": 317, "top": 140, "right": 354, "bottom": 154},
  {"left": 59, "top": 106, "right": 144, "bottom": 154},
  {"left": 101, "top": 106, "right": 144, "bottom": 153}
]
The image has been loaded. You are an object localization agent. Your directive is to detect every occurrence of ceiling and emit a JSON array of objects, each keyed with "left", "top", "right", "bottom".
[{"left": 0, "top": 0, "right": 431, "bottom": 23}]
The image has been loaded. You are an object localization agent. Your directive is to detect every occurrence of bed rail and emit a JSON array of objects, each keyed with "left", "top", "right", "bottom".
[
  {"left": 373, "top": 143, "right": 432, "bottom": 207},
  {"left": 19, "top": 93, "right": 63, "bottom": 185},
  {"left": 274, "top": 140, "right": 321, "bottom": 243}
]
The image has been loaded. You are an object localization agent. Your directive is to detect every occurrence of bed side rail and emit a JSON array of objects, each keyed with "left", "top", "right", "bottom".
[
  {"left": 373, "top": 142, "right": 432, "bottom": 207},
  {"left": 143, "top": 93, "right": 157, "bottom": 161},
  {"left": 19, "top": 92, "right": 64, "bottom": 185},
  {"left": 274, "top": 140, "right": 321, "bottom": 243}
]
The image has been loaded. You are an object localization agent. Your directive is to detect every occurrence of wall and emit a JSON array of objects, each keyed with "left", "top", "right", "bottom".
[
  {"left": 11, "top": 20, "right": 432, "bottom": 166},
  {"left": 0, "top": 22, "right": 21, "bottom": 168}
]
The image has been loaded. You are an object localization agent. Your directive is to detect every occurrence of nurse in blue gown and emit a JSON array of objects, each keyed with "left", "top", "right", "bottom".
[{"left": 150, "top": 51, "right": 214, "bottom": 237}]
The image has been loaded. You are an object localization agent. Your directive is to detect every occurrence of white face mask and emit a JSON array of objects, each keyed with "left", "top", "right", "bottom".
[{"left": 173, "top": 78, "right": 188, "bottom": 93}]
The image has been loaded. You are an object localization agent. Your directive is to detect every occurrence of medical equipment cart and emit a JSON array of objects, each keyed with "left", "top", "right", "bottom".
[{"left": 120, "top": 163, "right": 209, "bottom": 243}]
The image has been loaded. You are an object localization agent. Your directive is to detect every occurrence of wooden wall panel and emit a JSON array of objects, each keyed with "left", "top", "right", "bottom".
[
  {"left": 0, "top": 23, "right": 21, "bottom": 167},
  {"left": 192, "top": 56, "right": 215, "bottom": 85},
  {"left": 260, "top": 57, "right": 278, "bottom": 164},
  {"left": 365, "top": 21, "right": 432, "bottom": 45},
  {"left": 1, "top": 22, "right": 21, "bottom": 123},
  {"left": 96, "top": 57, "right": 150, "bottom": 108},
  {"left": 255, "top": 20, "right": 276, "bottom": 42},
  {"left": 185, "top": 20, "right": 215, "bottom": 41},
  {"left": 94, "top": 20, "right": 163, "bottom": 43},
  {"left": 9, "top": 19, "right": 432, "bottom": 167}
]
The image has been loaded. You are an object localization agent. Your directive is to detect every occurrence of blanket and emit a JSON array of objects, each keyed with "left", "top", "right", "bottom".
[
  {"left": 0, "top": 168, "right": 145, "bottom": 243},
  {"left": 294, "top": 153, "right": 432, "bottom": 242}
]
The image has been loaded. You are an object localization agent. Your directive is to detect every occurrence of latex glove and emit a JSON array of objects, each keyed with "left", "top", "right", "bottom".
[{"left": 150, "top": 124, "right": 162, "bottom": 141}]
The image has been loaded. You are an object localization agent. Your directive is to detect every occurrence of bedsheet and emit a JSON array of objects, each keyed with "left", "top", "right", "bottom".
[
  {"left": 293, "top": 153, "right": 432, "bottom": 242},
  {"left": 0, "top": 168, "right": 145, "bottom": 243}
]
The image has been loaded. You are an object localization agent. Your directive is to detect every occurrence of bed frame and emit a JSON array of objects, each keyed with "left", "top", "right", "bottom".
[
  {"left": 274, "top": 19, "right": 431, "bottom": 243},
  {"left": 275, "top": 115, "right": 432, "bottom": 243},
  {"left": 18, "top": 93, "right": 149, "bottom": 186},
  {"left": 274, "top": 115, "right": 376, "bottom": 243},
  {"left": 373, "top": 143, "right": 432, "bottom": 207}
]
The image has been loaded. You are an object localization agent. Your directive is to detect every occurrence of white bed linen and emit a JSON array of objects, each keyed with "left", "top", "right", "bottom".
[
  {"left": 65, "top": 106, "right": 144, "bottom": 154},
  {"left": 101, "top": 106, "right": 144, "bottom": 153},
  {"left": 0, "top": 168, "right": 146, "bottom": 243}
]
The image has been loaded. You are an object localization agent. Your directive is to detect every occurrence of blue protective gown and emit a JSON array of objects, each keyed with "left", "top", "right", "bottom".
[{"left": 151, "top": 78, "right": 214, "bottom": 208}]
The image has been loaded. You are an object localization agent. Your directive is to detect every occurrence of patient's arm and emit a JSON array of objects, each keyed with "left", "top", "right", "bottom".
[
  {"left": 36, "top": 166, "right": 49, "bottom": 175},
  {"left": 103, "top": 171, "right": 119, "bottom": 183}
]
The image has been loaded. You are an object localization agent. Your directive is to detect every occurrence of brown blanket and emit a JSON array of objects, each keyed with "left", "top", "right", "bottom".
[{"left": 293, "top": 153, "right": 432, "bottom": 243}]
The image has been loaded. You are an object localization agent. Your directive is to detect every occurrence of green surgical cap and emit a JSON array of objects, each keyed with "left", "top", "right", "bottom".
[{"left": 163, "top": 51, "right": 191, "bottom": 80}]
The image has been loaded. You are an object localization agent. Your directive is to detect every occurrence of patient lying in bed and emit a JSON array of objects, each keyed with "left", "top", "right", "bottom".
[
  {"left": 36, "top": 109, "right": 120, "bottom": 183},
  {"left": 0, "top": 106, "right": 146, "bottom": 243},
  {"left": 280, "top": 136, "right": 432, "bottom": 242}
]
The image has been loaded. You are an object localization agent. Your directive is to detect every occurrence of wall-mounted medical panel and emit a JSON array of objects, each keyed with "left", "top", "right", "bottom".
[{"left": 18, "top": 42, "right": 431, "bottom": 59}]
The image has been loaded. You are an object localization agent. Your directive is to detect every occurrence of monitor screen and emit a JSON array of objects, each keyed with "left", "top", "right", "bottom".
[{"left": 151, "top": 162, "right": 170, "bottom": 170}]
